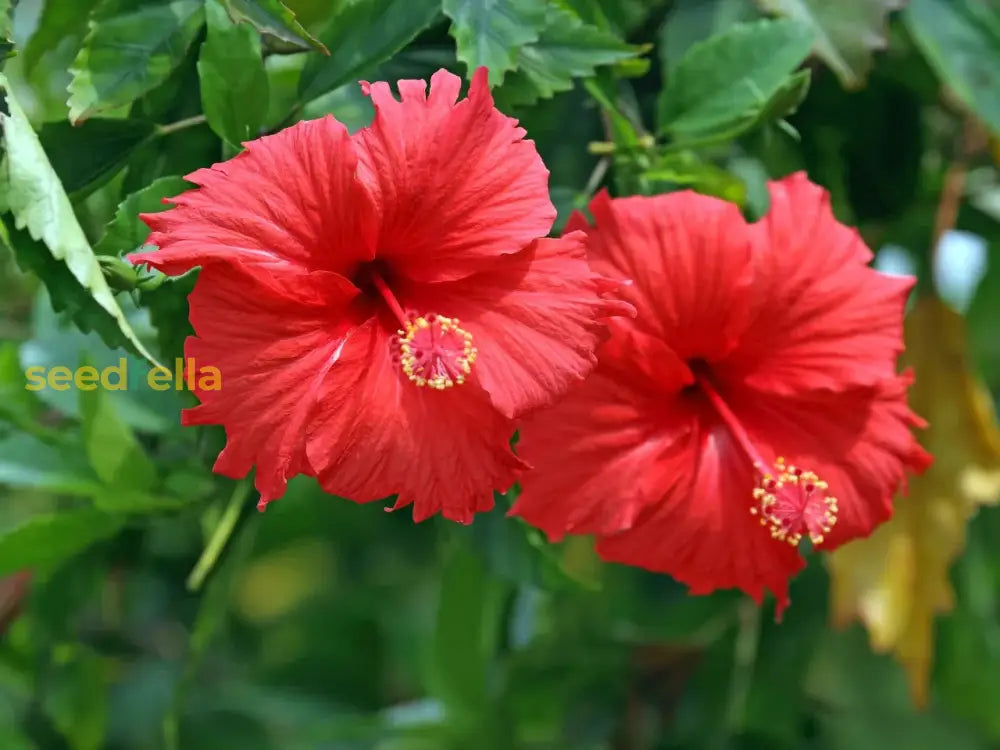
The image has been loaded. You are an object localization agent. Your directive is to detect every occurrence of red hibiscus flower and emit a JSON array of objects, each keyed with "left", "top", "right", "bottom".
[
  {"left": 129, "top": 68, "right": 632, "bottom": 522},
  {"left": 511, "top": 174, "right": 931, "bottom": 614}
]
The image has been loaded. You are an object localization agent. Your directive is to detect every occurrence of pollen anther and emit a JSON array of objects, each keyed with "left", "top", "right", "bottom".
[
  {"left": 751, "top": 457, "right": 837, "bottom": 546},
  {"left": 395, "top": 314, "right": 478, "bottom": 390}
]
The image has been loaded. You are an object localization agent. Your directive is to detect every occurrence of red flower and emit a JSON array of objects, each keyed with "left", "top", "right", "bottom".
[
  {"left": 130, "top": 68, "right": 631, "bottom": 522},
  {"left": 511, "top": 174, "right": 931, "bottom": 614}
]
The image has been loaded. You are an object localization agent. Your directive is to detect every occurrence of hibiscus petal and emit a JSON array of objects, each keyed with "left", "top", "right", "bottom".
[
  {"left": 180, "top": 264, "right": 362, "bottom": 506},
  {"left": 515, "top": 331, "right": 810, "bottom": 612},
  {"left": 731, "top": 373, "right": 931, "bottom": 550},
  {"left": 130, "top": 116, "right": 378, "bottom": 277},
  {"left": 512, "top": 327, "right": 695, "bottom": 536},
  {"left": 398, "top": 234, "right": 635, "bottom": 418},
  {"left": 564, "top": 355, "right": 926, "bottom": 617},
  {"left": 765, "top": 172, "right": 874, "bottom": 264},
  {"left": 306, "top": 317, "right": 526, "bottom": 524},
  {"left": 720, "top": 173, "right": 915, "bottom": 393},
  {"left": 354, "top": 67, "right": 555, "bottom": 283},
  {"left": 593, "top": 418, "right": 805, "bottom": 615},
  {"left": 575, "top": 189, "right": 754, "bottom": 361}
]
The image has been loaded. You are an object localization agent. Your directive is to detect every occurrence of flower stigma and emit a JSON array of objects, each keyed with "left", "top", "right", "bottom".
[
  {"left": 394, "top": 313, "right": 478, "bottom": 390},
  {"left": 750, "top": 457, "right": 838, "bottom": 546}
]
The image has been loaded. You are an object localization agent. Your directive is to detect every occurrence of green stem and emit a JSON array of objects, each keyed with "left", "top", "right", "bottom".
[
  {"left": 163, "top": 715, "right": 178, "bottom": 750},
  {"left": 659, "top": 121, "right": 753, "bottom": 155},
  {"left": 717, "top": 597, "right": 762, "bottom": 746},
  {"left": 0, "top": 408, "right": 65, "bottom": 445},
  {"left": 186, "top": 478, "right": 252, "bottom": 592},
  {"left": 156, "top": 114, "right": 208, "bottom": 137},
  {"left": 582, "top": 157, "right": 610, "bottom": 200},
  {"left": 167, "top": 500, "right": 260, "bottom": 750}
]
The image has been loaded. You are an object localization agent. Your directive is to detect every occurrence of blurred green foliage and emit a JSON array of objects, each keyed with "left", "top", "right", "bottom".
[{"left": 0, "top": 0, "right": 999, "bottom": 748}]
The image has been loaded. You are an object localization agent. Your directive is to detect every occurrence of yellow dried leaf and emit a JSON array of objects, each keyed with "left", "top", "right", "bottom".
[{"left": 827, "top": 294, "right": 1000, "bottom": 707}]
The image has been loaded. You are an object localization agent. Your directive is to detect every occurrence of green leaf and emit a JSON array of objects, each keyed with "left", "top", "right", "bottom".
[
  {"left": 659, "top": 0, "right": 759, "bottom": 74},
  {"left": 583, "top": 71, "right": 646, "bottom": 148},
  {"left": 0, "top": 76, "right": 160, "bottom": 367},
  {"left": 23, "top": 0, "right": 103, "bottom": 74},
  {"left": 1, "top": 221, "right": 157, "bottom": 367},
  {"left": 0, "top": 509, "right": 125, "bottom": 577},
  {"left": 660, "top": 65, "right": 811, "bottom": 149},
  {"left": 467, "top": 498, "right": 598, "bottom": 590},
  {"left": 758, "top": 67, "right": 811, "bottom": 122},
  {"left": 442, "top": 0, "right": 547, "bottom": 85},
  {"left": 0, "top": 727, "right": 33, "bottom": 750},
  {"left": 904, "top": 0, "right": 1000, "bottom": 136},
  {"left": 262, "top": 51, "right": 305, "bottom": 129},
  {"left": 220, "top": 0, "right": 327, "bottom": 54},
  {"left": 299, "top": 82, "right": 375, "bottom": 132},
  {"left": 5, "top": 373, "right": 184, "bottom": 511},
  {"left": 139, "top": 268, "right": 196, "bottom": 362},
  {"left": 806, "top": 628, "right": 987, "bottom": 750},
  {"left": 0, "top": 0, "right": 10, "bottom": 37},
  {"left": 42, "top": 645, "right": 109, "bottom": 750},
  {"left": 643, "top": 150, "right": 748, "bottom": 205},
  {"left": 37, "top": 118, "right": 156, "bottom": 197},
  {"left": 67, "top": 0, "right": 205, "bottom": 124},
  {"left": 0, "top": 343, "right": 46, "bottom": 433},
  {"left": 0, "top": 434, "right": 105, "bottom": 496},
  {"left": 298, "top": 0, "right": 441, "bottom": 103},
  {"left": 79, "top": 355, "right": 157, "bottom": 492},
  {"left": 0, "top": 0, "right": 13, "bottom": 69},
  {"left": 937, "top": 515, "right": 1000, "bottom": 738},
  {"left": 93, "top": 491, "right": 197, "bottom": 513},
  {"left": 94, "top": 176, "right": 189, "bottom": 257},
  {"left": 657, "top": 18, "right": 814, "bottom": 138},
  {"left": 199, "top": 0, "right": 269, "bottom": 146},
  {"left": 0, "top": 425, "right": 187, "bottom": 513},
  {"left": 498, "top": 5, "right": 643, "bottom": 106},
  {"left": 757, "top": 0, "right": 905, "bottom": 90},
  {"left": 19, "top": 288, "right": 182, "bottom": 433},
  {"left": 555, "top": 0, "right": 614, "bottom": 29},
  {"left": 104, "top": 176, "right": 198, "bottom": 360}
]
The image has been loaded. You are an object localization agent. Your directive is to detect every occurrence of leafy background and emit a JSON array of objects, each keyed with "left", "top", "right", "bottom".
[{"left": 1, "top": 0, "right": 1000, "bottom": 748}]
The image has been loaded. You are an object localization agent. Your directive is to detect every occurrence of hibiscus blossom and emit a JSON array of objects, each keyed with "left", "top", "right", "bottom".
[
  {"left": 129, "top": 68, "right": 631, "bottom": 522},
  {"left": 511, "top": 174, "right": 931, "bottom": 614}
]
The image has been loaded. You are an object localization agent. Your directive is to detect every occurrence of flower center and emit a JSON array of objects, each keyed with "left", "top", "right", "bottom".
[
  {"left": 362, "top": 266, "right": 479, "bottom": 390},
  {"left": 693, "top": 371, "right": 839, "bottom": 548},
  {"left": 393, "top": 314, "right": 478, "bottom": 389},
  {"left": 750, "top": 458, "right": 838, "bottom": 545}
]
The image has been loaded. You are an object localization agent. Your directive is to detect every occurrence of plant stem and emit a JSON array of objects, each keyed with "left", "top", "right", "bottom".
[
  {"left": 923, "top": 117, "right": 987, "bottom": 297},
  {"left": 157, "top": 114, "right": 208, "bottom": 137},
  {"left": 931, "top": 118, "right": 986, "bottom": 250},
  {"left": 582, "top": 157, "right": 610, "bottom": 200},
  {"left": 717, "top": 598, "right": 762, "bottom": 747},
  {"left": 186, "top": 478, "right": 252, "bottom": 591}
]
